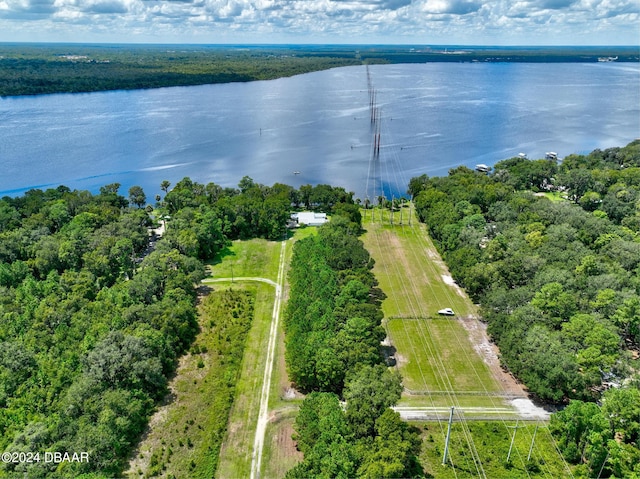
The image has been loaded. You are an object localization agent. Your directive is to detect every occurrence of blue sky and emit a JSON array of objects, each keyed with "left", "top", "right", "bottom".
[{"left": 0, "top": 0, "right": 638, "bottom": 45}]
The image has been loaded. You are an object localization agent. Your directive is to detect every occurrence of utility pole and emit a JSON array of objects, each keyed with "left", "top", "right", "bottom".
[
  {"left": 442, "top": 407, "right": 454, "bottom": 466},
  {"left": 391, "top": 195, "right": 394, "bottom": 225},
  {"left": 507, "top": 420, "right": 524, "bottom": 463},
  {"left": 527, "top": 424, "right": 539, "bottom": 461}
]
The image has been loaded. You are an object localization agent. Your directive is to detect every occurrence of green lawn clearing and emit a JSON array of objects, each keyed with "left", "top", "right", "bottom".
[{"left": 361, "top": 208, "right": 509, "bottom": 409}]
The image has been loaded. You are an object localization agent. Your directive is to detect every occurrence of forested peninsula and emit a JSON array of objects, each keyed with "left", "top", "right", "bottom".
[{"left": 1, "top": 44, "right": 637, "bottom": 97}]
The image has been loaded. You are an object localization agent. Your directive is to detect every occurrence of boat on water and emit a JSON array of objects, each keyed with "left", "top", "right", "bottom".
[
  {"left": 598, "top": 56, "right": 618, "bottom": 62},
  {"left": 545, "top": 152, "right": 558, "bottom": 160},
  {"left": 475, "top": 164, "right": 490, "bottom": 173}
]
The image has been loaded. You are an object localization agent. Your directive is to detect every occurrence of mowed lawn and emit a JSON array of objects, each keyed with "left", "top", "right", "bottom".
[
  {"left": 388, "top": 318, "right": 496, "bottom": 394},
  {"left": 362, "top": 208, "right": 504, "bottom": 403},
  {"left": 207, "top": 238, "right": 283, "bottom": 281}
]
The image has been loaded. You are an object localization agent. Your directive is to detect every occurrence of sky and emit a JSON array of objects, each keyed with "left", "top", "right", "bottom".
[{"left": 0, "top": 0, "right": 638, "bottom": 45}]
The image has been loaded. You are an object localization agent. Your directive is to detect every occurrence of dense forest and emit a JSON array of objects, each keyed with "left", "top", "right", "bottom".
[
  {"left": 284, "top": 211, "right": 422, "bottom": 477},
  {"left": 409, "top": 140, "right": 640, "bottom": 478},
  {"left": 1, "top": 44, "right": 637, "bottom": 97},
  {"left": 0, "top": 44, "right": 362, "bottom": 97},
  {"left": 0, "top": 177, "right": 352, "bottom": 478}
]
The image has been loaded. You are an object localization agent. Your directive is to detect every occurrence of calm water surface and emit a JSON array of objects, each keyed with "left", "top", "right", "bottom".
[{"left": 1, "top": 62, "right": 638, "bottom": 200}]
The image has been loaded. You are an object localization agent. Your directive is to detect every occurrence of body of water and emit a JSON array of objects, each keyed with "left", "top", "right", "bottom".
[{"left": 1, "top": 62, "right": 638, "bottom": 200}]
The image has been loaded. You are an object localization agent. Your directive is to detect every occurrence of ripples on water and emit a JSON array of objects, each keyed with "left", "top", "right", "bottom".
[{"left": 1, "top": 62, "right": 638, "bottom": 200}]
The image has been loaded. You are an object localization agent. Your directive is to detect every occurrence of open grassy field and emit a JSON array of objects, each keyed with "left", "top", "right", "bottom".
[
  {"left": 361, "top": 207, "right": 519, "bottom": 410},
  {"left": 361, "top": 207, "right": 573, "bottom": 476},
  {"left": 207, "top": 238, "right": 284, "bottom": 281},
  {"left": 127, "top": 236, "right": 297, "bottom": 479},
  {"left": 388, "top": 317, "right": 497, "bottom": 393}
]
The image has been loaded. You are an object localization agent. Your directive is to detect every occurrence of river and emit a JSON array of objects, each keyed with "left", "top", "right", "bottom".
[{"left": 1, "top": 62, "right": 638, "bottom": 200}]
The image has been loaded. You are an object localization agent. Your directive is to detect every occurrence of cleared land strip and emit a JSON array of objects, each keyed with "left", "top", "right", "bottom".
[
  {"left": 394, "top": 401, "right": 551, "bottom": 421},
  {"left": 361, "top": 208, "right": 548, "bottom": 421},
  {"left": 204, "top": 240, "right": 288, "bottom": 479}
]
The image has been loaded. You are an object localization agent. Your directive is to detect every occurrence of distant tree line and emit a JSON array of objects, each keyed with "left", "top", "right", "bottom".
[
  {"left": 1, "top": 44, "right": 635, "bottom": 97},
  {"left": 410, "top": 140, "right": 640, "bottom": 478},
  {"left": 284, "top": 211, "right": 423, "bottom": 477},
  {"left": 0, "top": 45, "right": 361, "bottom": 97},
  {"left": 0, "top": 177, "right": 352, "bottom": 477}
]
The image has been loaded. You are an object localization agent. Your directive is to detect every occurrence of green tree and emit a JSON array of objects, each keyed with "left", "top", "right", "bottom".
[
  {"left": 356, "top": 409, "right": 423, "bottom": 478},
  {"left": 238, "top": 175, "right": 256, "bottom": 193},
  {"left": 288, "top": 392, "right": 357, "bottom": 479},
  {"left": 612, "top": 296, "right": 640, "bottom": 346},
  {"left": 128, "top": 185, "right": 147, "bottom": 209},
  {"left": 601, "top": 387, "right": 640, "bottom": 443},
  {"left": 531, "top": 282, "right": 577, "bottom": 327},
  {"left": 84, "top": 331, "right": 166, "bottom": 398},
  {"left": 0, "top": 201, "right": 20, "bottom": 233},
  {"left": 343, "top": 364, "right": 403, "bottom": 438}
]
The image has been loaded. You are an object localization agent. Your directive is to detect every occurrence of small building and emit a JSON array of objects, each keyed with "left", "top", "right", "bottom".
[{"left": 291, "top": 211, "right": 328, "bottom": 226}]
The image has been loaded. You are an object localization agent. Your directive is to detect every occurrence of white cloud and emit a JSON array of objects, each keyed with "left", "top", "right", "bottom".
[
  {"left": 417, "top": 0, "right": 482, "bottom": 15},
  {"left": 0, "top": 0, "right": 637, "bottom": 43}
]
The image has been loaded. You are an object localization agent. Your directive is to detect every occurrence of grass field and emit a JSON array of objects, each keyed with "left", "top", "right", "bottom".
[
  {"left": 207, "top": 238, "right": 284, "bottom": 281},
  {"left": 387, "top": 318, "right": 497, "bottom": 394},
  {"left": 359, "top": 207, "right": 575, "bottom": 477},
  {"left": 361, "top": 207, "right": 512, "bottom": 410},
  {"left": 362, "top": 208, "right": 475, "bottom": 319},
  {"left": 215, "top": 283, "right": 277, "bottom": 478},
  {"left": 127, "top": 236, "right": 296, "bottom": 479},
  {"left": 539, "top": 191, "right": 567, "bottom": 202}
]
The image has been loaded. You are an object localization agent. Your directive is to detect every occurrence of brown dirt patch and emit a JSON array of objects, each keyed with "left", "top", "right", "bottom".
[
  {"left": 382, "top": 230, "right": 430, "bottom": 286},
  {"left": 458, "top": 315, "right": 527, "bottom": 397},
  {"left": 273, "top": 415, "right": 302, "bottom": 463}
]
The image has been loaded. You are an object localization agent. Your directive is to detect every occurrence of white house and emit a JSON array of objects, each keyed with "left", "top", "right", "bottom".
[{"left": 291, "top": 212, "right": 328, "bottom": 226}]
